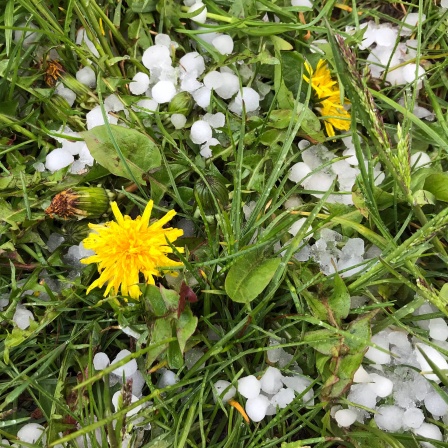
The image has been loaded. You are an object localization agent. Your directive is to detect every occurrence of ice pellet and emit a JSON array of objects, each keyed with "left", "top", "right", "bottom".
[
  {"left": 190, "top": 120, "right": 212, "bottom": 144},
  {"left": 213, "top": 380, "right": 236, "bottom": 403},
  {"left": 151, "top": 80, "right": 176, "bottom": 103},
  {"left": 212, "top": 34, "right": 234, "bottom": 55},
  {"left": 237, "top": 375, "right": 261, "bottom": 399},
  {"left": 245, "top": 395, "right": 270, "bottom": 422},
  {"left": 129, "top": 72, "right": 150, "bottom": 95},
  {"left": 76, "top": 66, "right": 96, "bottom": 88}
]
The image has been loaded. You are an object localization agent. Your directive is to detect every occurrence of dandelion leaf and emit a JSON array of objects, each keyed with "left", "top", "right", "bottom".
[
  {"left": 225, "top": 252, "right": 281, "bottom": 304},
  {"left": 424, "top": 173, "right": 448, "bottom": 202},
  {"left": 82, "top": 124, "right": 161, "bottom": 185}
]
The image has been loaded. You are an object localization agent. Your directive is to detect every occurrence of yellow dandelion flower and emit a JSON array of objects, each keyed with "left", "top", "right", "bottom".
[
  {"left": 303, "top": 59, "right": 351, "bottom": 137},
  {"left": 81, "top": 201, "right": 184, "bottom": 300},
  {"left": 317, "top": 98, "right": 351, "bottom": 138}
]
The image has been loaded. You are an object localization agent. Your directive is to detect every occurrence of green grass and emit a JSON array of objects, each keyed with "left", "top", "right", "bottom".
[{"left": 1, "top": 0, "right": 448, "bottom": 447}]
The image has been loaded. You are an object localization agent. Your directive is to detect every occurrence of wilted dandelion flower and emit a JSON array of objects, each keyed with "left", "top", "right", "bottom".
[
  {"left": 303, "top": 59, "right": 351, "bottom": 137},
  {"left": 81, "top": 201, "right": 184, "bottom": 300}
]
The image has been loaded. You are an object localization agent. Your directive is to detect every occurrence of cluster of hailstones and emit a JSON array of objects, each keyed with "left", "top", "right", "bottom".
[
  {"left": 333, "top": 304, "right": 448, "bottom": 447},
  {"left": 30, "top": 1, "right": 267, "bottom": 175}
]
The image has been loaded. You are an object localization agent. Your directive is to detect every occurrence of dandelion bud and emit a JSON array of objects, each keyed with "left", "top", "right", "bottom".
[
  {"left": 194, "top": 172, "right": 229, "bottom": 214},
  {"left": 45, "top": 187, "right": 113, "bottom": 220},
  {"left": 60, "top": 221, "right": 90, "bottom": 244},
  {"left": 168, "top": 91, "right": 194, "bottom": 116}
]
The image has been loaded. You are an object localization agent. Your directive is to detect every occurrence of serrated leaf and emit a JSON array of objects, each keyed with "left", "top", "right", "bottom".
[
  {"left": 225, "top": 252, "right": 281, "bottom": 304},
  {"left": 82, "top": 124, "right": 161, "bottom": 185}
]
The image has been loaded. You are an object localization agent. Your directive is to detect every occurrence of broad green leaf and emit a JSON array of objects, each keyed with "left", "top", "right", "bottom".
[
  {"left": 144, "top": 285, "right": 167, "bottom": 317},
  {"left": 167, "top": 339, "right": 183, "bottom": 369},
  {"left": 225, "top": 252, "right": 281, "bottom": 303},
  {"left": 176, "top": 308, "right": 198, "bottom": 353},
  {"left": 412, "top": 189, "right": 436, "bottom": 206},
  {"left": 82, "top": 124, "right": 161, "bottom": 185},
  {"left": 146, "top": 318, "right": 172, "bottom": 367},
  {"left": 303, "top": 329, "right": 341, "bottom": 356},
  {"left": 160, "top": 285, "right": 180, "bottom": 312},
  {"left": 424, "top": 173, "right": 448, "bottom": 202},
  {"left": 327, "top": 275, "right": 350, "bottom": 324}
]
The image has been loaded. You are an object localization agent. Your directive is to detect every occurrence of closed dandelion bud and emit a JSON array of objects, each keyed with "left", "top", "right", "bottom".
[
  {"left": 43, "top": 95, "right": 73, "bottom": 120},
  {"left": 60, "top": 221, "right": 90, "bottom": 244},
  {"left": 45, "top": 187, "right": 114, "bottom": 220},
  {"left": 194, "top": 173, "right": 229, "bottom": 214},
  {"left": 60, "top": 74, "right": 92, "bottom": 97},
  {"left": 168, "top": 91, "right": 194, "bottom": 116}
]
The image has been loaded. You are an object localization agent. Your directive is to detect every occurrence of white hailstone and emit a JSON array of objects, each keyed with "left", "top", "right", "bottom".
[
  {"left": 184, "top": 0, "right": 198, "bottom": 5},
  {"left": 190, "top": 120, "right": 212, "bottom": 144},
  {"left": 388, "top": 330, "right": 411, "bottom": 348},
  {"left": 135, "top": 98, "right": 158, "bottom": 114},
  {"left": 151, "top": 80, "right": 176, "bottom": 103},
  {"left": 367, "top": 373, "right": 393, "bottom": 398},
  {"left": 104, "top": 94, "right": 125, "bottom": 112},
  {"left": 155, "top": 33, "right": 171, "bottom": 47},
  {"left": 45, "top": 148, "right": 74, "bottom": 172},
  {"left": 230, "top": 87, "right": 260, "bottom": 115},
  {"left": 403, "top": 63, "right": 425, "bottom": 86},
  {"left": 238, "top": 375, "right": 261, "bottom": 399},
  {"left": 47, "top": 233, "right": 65, "bottom": 252},
  {"left": 79, "top": 145, "right": 94, "bottom": 167},
  {"left": 376, "top": 27, "right": 398, "bottom": 48},
  {"left": 424, "top": 390, "right": 448, "bottom": 417},
  {"left": 197, "top": 27, "right": 222, "bottom": 45},
  {"left": 267, "top": 338, "right": 283, "bottom": 363},
  {"left": 442, "top": 0, "right": 448, "bottom": 7},
  {"left": 374, "top": 405, "right": 404, "bottom": 432},
  {"left": 353, "top": 365, "right": 372, "bottom": 383},
  {"left": 289, "top": 162, "right": 311, "bottom": 184},
  {"left": 93, "top": 352, "right": 110, "bottom": 370},
  {"left": 14, "top": 23, "right": 39, "bottom": 47},
  {"left": 171, "top": 113, "right": 187, "bottom": 129},
  {"left": 294, "top": 245, "right": 311, "bottom": 262},
  {"left": 342, "top": 147, "right": 358, "bottom": 165},
  {"left": 288, "top": 218, "right": 312, "bottom": 240},
  {"left": 302, "top": 172, "right": 334, "bottom": 195},
  {"left": 188, "top": 2, "right": 207, "bottom": 23},
  {"left": 413, "top": 423, "right": 443, "bottom": 448},
  {"left": 121, "top": 326, "right": 141, "bottom": 339},
  {"left": 271, "top": 387, "right": 295, "bottom": 408},
  {"left": 111, "top": 349, "right": 138, "bottom": 378},
  {"left": 284, "top": 196, "right": 303, "bottom": 209},
  {"left": 347, "top": 383, "right": 377, "bottom": 409},
  {"left": 129, "top": 370, "right": 145, "bottom": 397},
  {"left": 342, "top": 238, "right": 365, "bottom": 257},
  {"left": 299, "top": 139, "right": 311, "bottom": 150},
  {"left": 180, "top": 72, "right": 202, "bottom": 93},
  {"left": 291, "top": 0, "right": 313, "bottom": 6},
  {"left": 17, "top": 423, "right": 46, "bottom": 444},
  {"left": 61, "top": 138, "right": 84, "bottom": 156},
  {"left": 192, "top": 86, "right": 211, "bottom": 108},
  {"left": 414, "top": 302, "right": 437, "bottom": 330},
  {"left": 179, "top": 52, "right": 205, "bottom": 75},
  {"left": 245, "top": 395, "right": 270, "bottom": 422},
  {"left": 76, "top": 66, "right": 96, "bottom": 88},
  {"left": 401, "top": 13, "right": 426, "bottom": 36},
  {"left": 33, "top": 162, "right": 45, "bottom": 172},
  {"left": 203, "top": 112, "right": 225, "bottom": 129},
  {"left": 142, "top": 45, "right": 171, "bottom": 70},
  {"left": 385, "top": 67, "right": 407, "bottom": 87},
  {"left": 414, "top": 343, "right": 448, "bottom": 382},
  {"left": 281, "top": 375, "right": 314, "bottom": 404},
  {"left": 334, "top": 409, "right": 357, "bottom": 427},
  {"left": 412, "top": 105, "right": 435, "bottom": 120},
  {"left": 429, "top": 318, "right": 448, "bottom": 341},
  {"left": 212, "top": 34, "right": 234, "bottom": 55},
  {"left": 215, "top": 72, "right": 240, "bottom": 99},
  {"left": 112, "top": 391, "right": 141, "bottom": 416},
  {"left": 129, "top": 72, "right": 150, "bottom": 95},
  {"left": 403, "top": 407, "right": 425, "bottom": 429},
  {"left": 86, "top": 105, "right": 118, "bottom": 129},
  {"left": 410, "top": 152, "right": 431, "bottom": 169},
  {"left": 157, "top": 369, "right": 179, "bottom": 388},
  {"left": 76, "top": 29, "right": 100, "bottom": 57},
  {"left": 213, "top": 380, "right": 236, "bottom": 403},
  {"left": 364, "top": 333, "right": 391, "bottom": 365},
  {"left": 13, "top": 304, "right": 34, "bottom": 330},
  {"left": 260, "top": 366, "right": 284, "bottom": 395},
  {"left": 200, "top": 137, "right": 219, "bottom": 158},
  {"left": 55, "top": 83, "right": 76, "bottom": 107},
  {"left": 204, "top": 71, "right": 224, "bottom": 89}
]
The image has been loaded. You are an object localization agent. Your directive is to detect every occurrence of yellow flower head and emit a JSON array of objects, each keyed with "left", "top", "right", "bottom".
[
  {"left": 81, "top": 201, "right": 184, "bottom": 300},
  {"left": 303, "top": 59, "right": 351, "bottom": 137}
]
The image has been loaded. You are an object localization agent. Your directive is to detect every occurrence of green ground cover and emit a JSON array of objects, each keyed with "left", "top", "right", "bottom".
[{"left": 1, "top": 0, "right": 448, "bottom": 446}]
